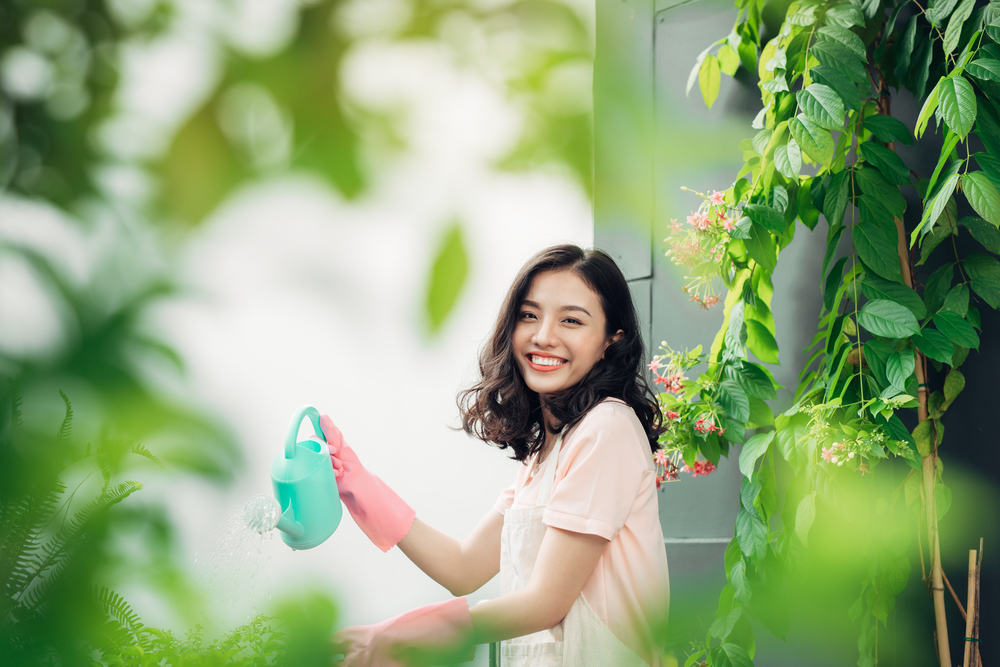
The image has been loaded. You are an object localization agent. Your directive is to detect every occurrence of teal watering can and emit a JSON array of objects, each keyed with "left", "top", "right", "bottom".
[{"left": 265, "top": 405, "right": 343, "bottom": 550}]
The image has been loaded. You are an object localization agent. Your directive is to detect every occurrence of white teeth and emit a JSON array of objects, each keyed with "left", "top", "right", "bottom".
[{"left": 530, "top": 355, "right": 565, "bottom": 366}]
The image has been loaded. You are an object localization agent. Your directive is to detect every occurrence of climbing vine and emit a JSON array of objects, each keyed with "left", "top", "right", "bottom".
[{"left": 657, "top": 0, "right": 1000, "bottom": 663}]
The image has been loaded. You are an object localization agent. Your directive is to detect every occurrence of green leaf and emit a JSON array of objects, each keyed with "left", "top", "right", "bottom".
[
  {"left": 966, "top": 58, "right": 1000, "bottom": 82},
  {"left": 857, "top": 299, "right": 921, "bottom": 338},
  {"left": 861, "top": 275, "right": 927, "bottom": 319},
  {"left": 797, "top": 84, "right": 846, "bottom": 131},
  {"left": 959, "top": 216, "right": 1000, "bottom": 253},
  {"left": 709, "top": 607, "right": 744, "bottom": 641},
  {"left": 924, "top": 263, "right": 955, "bottom": 314},
  {"left": 825, "top": 3, "right": 865, "bottom": 28},
  {"left": 942, "top": 284, "right": 970, "bottom": 316},
  {"left": 746, "top": 203, "right": 787, "bottom": 233},
  {"left": 915, "top": 174, "right": 961, "bottom": 244},
  {"left": 425, "top": 222, "right": 469, "bottom": 334},
  {"left": 886, "top": 348, "right": 916, "bottom": 389},
  {"left": 718, "top": 44, "right": 741, "bottom": 76},
  {"left": 933, "top": 311, "right": 980, "bottom": 349},
  {"left": 730, "top": 559, "right": 751, "bottom": 605},
  {"left": 774, "top": 411, "right": 809, "bottom": 470},
  {"left": 789, "top": 115, "right": 834, "bottom": 166},
  {"left": 965, "top": 253, "right": 1000, "bottom": 308},
  {"left": 811, "top": 39, "right": 868, "bottom": 84},
  {"left": 913, "top": 419, "right": 934, "bottom": 456},
  {"left": 774, "top": 138, "right": 802, "bottom": 178},
  {"left": 864, "top": 339, "right": 894, "bottom": 387},
  {"left": 717, "top": 379, "right": 751, "bottom": 423},
  {"left": 736, "top": 508, "right": 768, "bottom": 560},
  {"left": 825, "top": 256, "right": 850, "bottom": 312},
  {"left": 816, "top": 25, "right": 866, "bottom": 58},
  {"left": 912, "top": 35, "right": 935, "bottom": 99},
  {"left": 937, "top": 482, "right": 952, "bottom": 520},
  {"left": 916, "top": 79, "right": 942, "bottom": 139},
  {"left": 739, "top": 430, "right": 776, "bottom": 480},
  {"left": 860, "top": 142, "right": 911, "bottom": 185},
  {"left": 738, "top": 362, "right": 778, "bottom": 400},
  {"left": 795, "top": 492, "right": 816, "bottom": 546},
  {"left": 943, "top": 0, "right": 978, "bottom": 54},
  {"left": 746, "top": 319, "right": 780, "bottom": 364},
  {"left": 854, "top": 217, "right": 905, "bottom": 283},
  {"left": 700, "top": 55, "right": 722, "bottom": 109},
  {"left": 942, "top": 369, "right": 965, "bottom": 408},
  {"left": 709, "top": 643, "right": 754, "bottom": 667},
  {"left": 864, "top": 115, "right": 914, "bottom": 146},
  {"left": 962, "top": 172, "right": 1000, "bottom": 226},
  {"left": 745, "top": 221, "right": 777, "bottom": 273},
  {"left": 927, "top": 0, "right": 960, "bottom": 26},
  {"left": 824, "top": 170, "right": 850, "bottom": 226},
  {"left": 895, "top": 16, "right": 918, "bottom": 82},
  {"left": 856, "top": 167, "right": 907, "bottom": 218},
  {"left": 938, "top": 77, "right": 978, "bottom": 139},
  {"left": 811, "top": 65, "right": 862, "bottom": 112},
  {"left": 926, "top": 136, "right": 962, "bottom": 218},
  {"left": 912, "top": 329, "right": 955, "bottom": 364}
]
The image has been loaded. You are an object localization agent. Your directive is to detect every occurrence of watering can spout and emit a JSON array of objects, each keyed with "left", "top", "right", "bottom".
[{"left": 275, "top": 505, "right": 305, "bottom": 540}]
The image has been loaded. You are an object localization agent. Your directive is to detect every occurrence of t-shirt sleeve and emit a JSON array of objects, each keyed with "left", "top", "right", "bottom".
[
  {"left": 543, "top": 404, "right": 647, "bottom": 541},
  {"left": 494, "top": 472, "right": 519, "bottom": 515}
]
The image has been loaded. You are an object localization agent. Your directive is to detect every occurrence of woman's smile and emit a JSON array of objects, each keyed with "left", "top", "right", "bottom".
[{"left": 526, "top": 353, "right": 567, "bottom": 370}]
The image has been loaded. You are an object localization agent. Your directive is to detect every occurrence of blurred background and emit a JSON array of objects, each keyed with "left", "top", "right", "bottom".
[{"left": 1, "top": 0, "right": 996, "bottom": 665}]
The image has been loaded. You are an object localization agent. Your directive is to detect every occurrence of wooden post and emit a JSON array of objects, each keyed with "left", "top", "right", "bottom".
[{"left": 963, "top": 550, "right": 977, "bottom": 667}]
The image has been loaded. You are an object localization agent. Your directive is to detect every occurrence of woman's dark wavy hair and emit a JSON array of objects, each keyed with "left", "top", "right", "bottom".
[{"left": 458, "top": 244, "right": 664, "bottom": 462}]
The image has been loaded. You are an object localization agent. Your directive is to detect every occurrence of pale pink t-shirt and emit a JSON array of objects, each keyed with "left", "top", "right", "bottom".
[{"left": 493, "top": 398, "right": 669, "bottom": 666}]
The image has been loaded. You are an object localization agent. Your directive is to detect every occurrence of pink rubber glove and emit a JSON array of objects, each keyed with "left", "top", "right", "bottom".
[
  {"left": 320, "top": 414, "right": 416, "bottom": 552},
  {"left": 332, "top": 597, "right": 475, "bottom": 667}
]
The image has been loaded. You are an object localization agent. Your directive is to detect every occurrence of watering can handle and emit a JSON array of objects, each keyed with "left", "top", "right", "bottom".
[{"left": 285, "top": 405, "right": 325, "bottom": 459}]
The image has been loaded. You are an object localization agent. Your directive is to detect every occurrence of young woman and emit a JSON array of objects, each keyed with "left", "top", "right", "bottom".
[{"left": 326, "top": 245, "right": 669, "bottom": 666}]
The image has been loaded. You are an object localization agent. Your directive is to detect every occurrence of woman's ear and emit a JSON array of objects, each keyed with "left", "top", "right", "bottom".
[{"left": 602, "top": 330, "right": 625, "bottom": 358}]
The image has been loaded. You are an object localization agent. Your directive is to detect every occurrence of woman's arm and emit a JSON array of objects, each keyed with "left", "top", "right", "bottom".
[
  {"left": 396, "top": 510, "right": 505, "bottom": 597},
  {"left": 470, "top": 526, "right": 608, "bottom": 643}
]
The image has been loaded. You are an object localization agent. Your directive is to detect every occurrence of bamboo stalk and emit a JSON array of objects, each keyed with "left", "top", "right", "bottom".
[
  {"left": 974, "top": 540, "right": 982, "bottom": 667},
  {"left": 963, "top": 550, "right": 977, "bottom": 667},
  {"left": 895, "top": 215, "right": 951, "bottom": 667},
  {"left": 944, "top": 570, "right": 967, "bottom": 619}
]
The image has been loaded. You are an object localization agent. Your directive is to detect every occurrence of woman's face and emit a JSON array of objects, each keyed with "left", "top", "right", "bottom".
[{"left": 512, "top": 270, "right": 623, "bottom": 397}]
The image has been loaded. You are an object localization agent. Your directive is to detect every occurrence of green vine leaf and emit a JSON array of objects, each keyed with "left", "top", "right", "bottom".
[
  {"left": 811, "top": 40, "right": 868, "bottom": 84},
  {"left": 859, "top": 142, "right": 911, "bottom": 185},
  {"left": 856, "top": 167, "right": 907, "bottom": 217},
  {"left": 794, "top": 492, "right": 816, "bottom": 546},
  {"left": 916, "top": 79, "right": 942, "bottom": 139},
  {"left": 937, "top": 76, "right": 977, "bottom": 139},
  {"left": 745, "top": 222, "right": 778, "bottom": 273},
  {"left": 933, "top": 311, "right": 980, "bottom": 349},
  {"left": 824, "top": 170, "right": 850, "bottom": 226},
  {"left": 942, "top": 368, "right": 966, "bottom": 409},
  {"left": 816, "top": 26, "right": 866, "bottom": 58},
  {"left": 918, "top": 197, "right": 959, "bottom": 266},
  {"left": 943, "top": 0, "right": 978, "bottom": 54},
  {"left": 774, "top": 138, "right": 802, "bottom": 178},
  {"left": 864, "top": 339, "right": 894, "bottom": 388},
  {"left": 963, "top": 253, "right": 1000, "bottom": 309},
  {"left": 966, "top": 58, "right": 1000, "bottom": 83},
  {"left": 854, "top": 217, "right": 905, "bottom": 283},
  {"left": 825, "top": 256, "right": 850, "bottom": 312},
  {"left": 717, "top": 379, "right": 751, "bottom": 423},
  {"left": 730, "top": 559, "right": 751, "bottom": 605},
  {"left": 774, "top": 411, "right": 809, "bottom": 471},
  {"left": 739, "top": 430, "right": 776, "bottom": 480},
  {"left": 864, "top": 114, "right": 914, "bottom": 146},
  {"left": 736, "top": 507, "right": 768, "bottom": 561},
  {"left": 789, "top": 115, "right": 834, "bottom": 166},
  {"left": 824, "top": 3, "right": 865, "bottom": 28},
  {"left": 912, "top": 329, "right": 956, "bottom": 365},
  {"left": 914, "top": 173, "right": 960, "bottom": 244},
  {"left": 962, "top": 172, "right": 1000, "bottom": 226},
  {"left": 746, "top": 319, "right": 780, "bottom": 364},
  {"left": 912, "top": 419, "right": 934, "bottom": 456},
  {"left": 857, "top": 300, "right": 920, "bottom": 338},
  {"left": 709, "top": 643, "right": 754, "bottom": 667},
  {"left": 797, "top": 84, "right": 846, "bottom": 131},
  {"left": 746, "top": 203, "right": 786, "bottom": 233},
  {"left": 959, "top": 216, "right": 1000, "bottom": 253},
  {"left": 700, "top": 55, "right": 722, "bottom": 109},
  {"left": 737, "top": 361, "right": 778, "bottom": 400},
  {"left": 811, "top": 66, "right": 862, "bottom": 111},
  {"left": 942, "top": 284, "right": 970, "bottom": 316},
  {"left": 860, "top": 275, "right": 927, "bottom": 319},
  {"left": 886, "top": 348, "right": 916, "bottom": 389},
  {"left": 927, "top": 0, "right": 961, "bottom": 27},
  {"left": 895, "top": 16, "right": 918, "bottom": 81}
]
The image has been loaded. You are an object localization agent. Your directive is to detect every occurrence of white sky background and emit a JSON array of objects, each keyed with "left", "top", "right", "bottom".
[{"left": 0, "top": 0, "right": 594, "bottom": 659}]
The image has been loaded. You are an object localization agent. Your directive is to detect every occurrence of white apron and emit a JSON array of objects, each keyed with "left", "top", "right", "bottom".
[{"left": 498, "top": 430, "right": 649, "bottom": 667}]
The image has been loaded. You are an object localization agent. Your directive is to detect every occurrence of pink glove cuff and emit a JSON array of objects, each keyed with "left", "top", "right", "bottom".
[{"left": 321, "top": 414, "right": 416, "bottom": 552}]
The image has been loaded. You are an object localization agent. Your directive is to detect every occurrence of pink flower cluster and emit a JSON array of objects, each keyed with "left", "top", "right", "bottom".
[
  {"left": 682, "top": 460, "right": 717, "bottom": 477},
  {"left": 694, "top": 418, "right": 725, "bottom": 435},
  {"left": 654, "top": 373, "right": 685, "bottom": 393},
  {"left": 653, "top": 449, "right": 679, "bottom": 489},
  {"left": 665, "top": 410, "right": 680, "bottom": 420}
]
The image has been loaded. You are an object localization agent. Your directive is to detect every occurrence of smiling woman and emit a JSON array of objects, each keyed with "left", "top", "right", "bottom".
[{"left": 322, "top": 244, "right": 670, "bottom": 666}]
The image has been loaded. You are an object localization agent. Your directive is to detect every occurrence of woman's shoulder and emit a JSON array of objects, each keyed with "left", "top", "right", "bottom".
[{"left": 570, "top": 398, "right": 645, "bottom": 442}]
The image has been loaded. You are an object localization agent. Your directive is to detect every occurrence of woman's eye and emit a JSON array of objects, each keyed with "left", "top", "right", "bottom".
[
  {"left": 564, "top": 318, "right": 582, "bottom": 325},
  {"left": 519, "top": 312, "right": 536, "bottom": 320}
]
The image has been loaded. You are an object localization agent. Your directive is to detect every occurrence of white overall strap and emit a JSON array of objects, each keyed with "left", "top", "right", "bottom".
[{"left": 535, "top": 429, "right": 565, "bottom": 507}]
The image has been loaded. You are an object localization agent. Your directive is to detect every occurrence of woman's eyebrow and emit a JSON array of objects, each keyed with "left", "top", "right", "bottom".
[{"left": 521, "top": 299, "right": 591, "bottom": 317}]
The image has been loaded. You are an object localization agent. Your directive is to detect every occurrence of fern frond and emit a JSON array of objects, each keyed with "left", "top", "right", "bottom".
[
  {"left": 95, "top": 587, "right": 145, "bottom": 643},
  {"left": 130, "top": 443, "right": 163, "bottom": 468},
  {"left": 56, "top": 390, "right": 73, "bottom": 443},
  {"left": 7, "top": 377, "right": 23, "bottom": 429}
]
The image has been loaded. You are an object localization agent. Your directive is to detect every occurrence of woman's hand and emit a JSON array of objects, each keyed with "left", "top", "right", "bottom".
[
  {"left": 330, "top": 598, "right": 475, "bottom": 667},
  {"left": 319, "top": 413, "right": 416, "bottom": 552}
]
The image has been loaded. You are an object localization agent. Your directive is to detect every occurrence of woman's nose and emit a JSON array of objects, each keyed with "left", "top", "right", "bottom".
[{"left": 532, "top": 318, "right": 557, "bottom": 347}]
